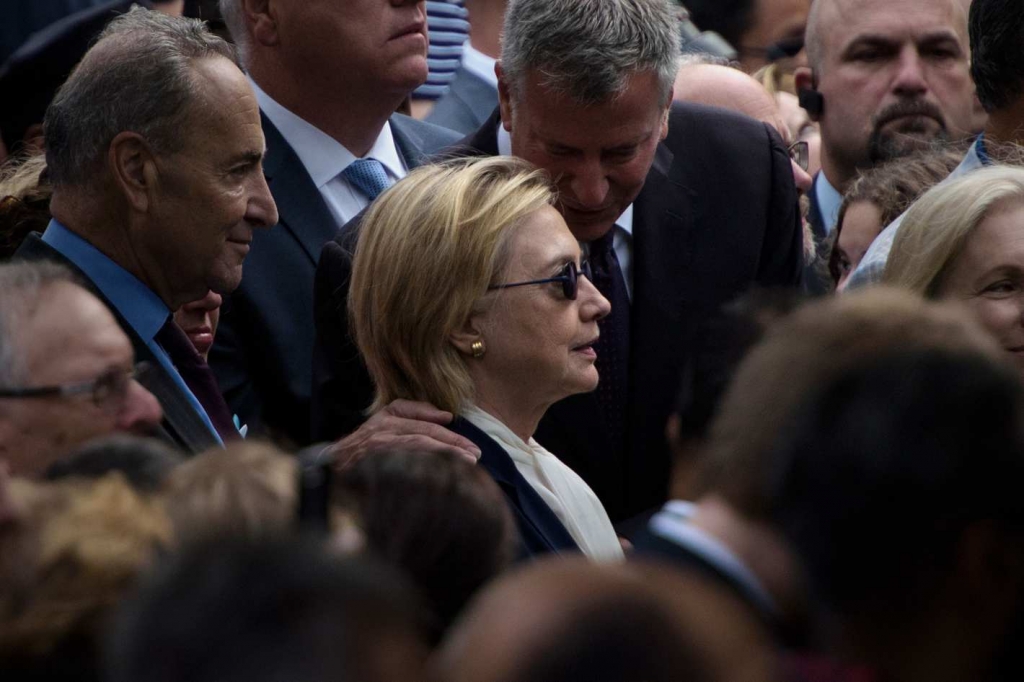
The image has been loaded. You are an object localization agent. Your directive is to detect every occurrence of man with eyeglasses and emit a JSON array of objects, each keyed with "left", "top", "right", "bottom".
[
  {"left": 314, "top": 0, "right": 803, "bottom": 525},
  {"left": 0, "top": 262, "right": 163, "bottom": 478}
]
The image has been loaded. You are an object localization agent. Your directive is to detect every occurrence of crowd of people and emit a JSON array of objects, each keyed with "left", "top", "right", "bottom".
[{"left": 1, "top": 0, "right": 1024, "bottom": 680}]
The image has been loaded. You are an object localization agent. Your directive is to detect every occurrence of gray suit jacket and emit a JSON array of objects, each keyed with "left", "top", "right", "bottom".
[
  {"left": 425, "top": 66, "right": 497, "bottom": 135},
  {"left": 209, "top": 112, "right": 460, "bottom": 447}
]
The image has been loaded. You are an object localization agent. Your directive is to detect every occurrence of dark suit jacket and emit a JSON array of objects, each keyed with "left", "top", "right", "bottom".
[
  {"left": 14, "top": 234, "right": 220, "bottom": 454},
  {"left": 312, "top": 103, "right": 803, "bottom": 522},
  {"left": 451, "top": 417, "right": 579, "bottom": 559},
  {"left": 425, "top": 65, "right": 498, "bottom": 135},
  {"left": 209, "top": 112, "right": 460, "bottom": 447}
]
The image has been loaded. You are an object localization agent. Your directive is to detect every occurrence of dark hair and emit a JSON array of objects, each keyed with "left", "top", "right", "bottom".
[
  {"left": 333, "top": 450, "right": 516, "bottom": 637},
  {"left": 829, "top": 148, "right": 963, "bottom": 284},
  {"left": 769, "top": 347, "right": 1024, "bottom": 618},
  {"left": 105, "top": 538, "right": 427, "bottom": 682},
  {"left": 683, "top": 0, "right": 756, "bottom": 50},
  {"left": 44, "top": 435, "right": 183, "bottom": 492},
  {"left": 969, "top": 0, "right": 1024, "bottom": 113},
  {"left": 673, "top": 288, "right": 805, "bottom": 443}
]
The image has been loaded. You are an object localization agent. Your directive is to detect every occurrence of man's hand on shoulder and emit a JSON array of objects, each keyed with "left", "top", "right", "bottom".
[{"left": 324, "top": 399, "right": 481, "bottom": 470}]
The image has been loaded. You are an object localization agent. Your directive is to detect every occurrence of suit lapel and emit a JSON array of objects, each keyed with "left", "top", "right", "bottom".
[
  {"left": 452, "top": 418, "right": 578, "bottom": 554},
  {"left": 260, "top": 112, "right": 339, "bottom": 265}
]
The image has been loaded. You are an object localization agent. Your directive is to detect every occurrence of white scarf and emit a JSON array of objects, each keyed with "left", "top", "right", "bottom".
[{"left": 463, "top": 405, "right": 624, "bottom": 561}]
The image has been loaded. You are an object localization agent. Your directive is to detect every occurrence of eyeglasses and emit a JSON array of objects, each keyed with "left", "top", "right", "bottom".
[
  {"left": 0, "top": 362, "right": 148, "bottom": 412},
  {"left": 488, "top": 261, "right": 593, "bottom": 300},
  {"left": 739, "top": 36, "right": 805, "bottom": 63},
  {"left": 788, "top": 140, "right": 810, "bottom": 172}
]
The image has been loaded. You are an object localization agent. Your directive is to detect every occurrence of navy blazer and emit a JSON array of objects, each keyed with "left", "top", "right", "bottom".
[
  {"left": 312, "top": 103, "right": 803, "bottom": 523},
  {"left": 209, "top": 112, "right": 460, "bottom": 447},
  {"left": 14, "top": 234, "right": 220, "bottom": 454},
  {"left": 450, "top": 417, "right": 579, "bottom": 559}
]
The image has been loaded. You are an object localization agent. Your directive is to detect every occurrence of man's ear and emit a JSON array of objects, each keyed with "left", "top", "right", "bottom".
[
  {"left": 496, "top": 62, "right": 514, "bottom": 133},
  {"left": 794, "top": 67, "right": 824, "bottom": 121},
  {"left": 449, "top": 315, "right": 486, "bottom": 357},
  {"left": 246, "top": 0, "right": 280, "bottom": 47},
  {"left": 108, "top": 132, "right": 158, "bottom": 213}
]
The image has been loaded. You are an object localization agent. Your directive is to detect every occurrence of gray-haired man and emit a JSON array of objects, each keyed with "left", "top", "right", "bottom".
[
  {"left": 0, "top": 262, "right": 163, "bottom": 478},
  {"left": 314, "top": 0, "right": 804, "bottom": 524}
]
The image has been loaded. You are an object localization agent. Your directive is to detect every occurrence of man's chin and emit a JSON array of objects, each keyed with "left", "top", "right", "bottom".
[
  {"left": 868, "top": 127, "right": 948, "bottom": 164},
  {"left": 562, "top": 208, "right": 618, "bottom": 243}
]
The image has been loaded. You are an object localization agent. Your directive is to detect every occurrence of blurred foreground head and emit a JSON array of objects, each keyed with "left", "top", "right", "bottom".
[
  {"left": 0, "top": 474, "right": 172, "bottom": 681},
  {"left": 108, "top": 537, "right": 428, "bottom": 682},
  {"left": 770, "top": 335, "right": 1024, "bottom": 682},
  {"left": 436, "top": 557, "right": 778, "bottom": 682}
]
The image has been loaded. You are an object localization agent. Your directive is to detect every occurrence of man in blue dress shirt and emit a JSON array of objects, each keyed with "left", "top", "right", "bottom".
[{"left": 16, "top": 7, "right": 278, "bottom": 453}]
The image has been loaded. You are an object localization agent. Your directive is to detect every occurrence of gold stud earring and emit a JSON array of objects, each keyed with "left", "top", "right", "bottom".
[{"left": 471, "top": 340, "right": 486, "bottom": 358}]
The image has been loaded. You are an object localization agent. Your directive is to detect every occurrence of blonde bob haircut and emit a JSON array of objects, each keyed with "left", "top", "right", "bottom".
[
  {"left": 350, "top": 156, "right": 555, "bottom": 415},
  {"left": 884, "top": 165, "right": 1024, "bottom": 296}
]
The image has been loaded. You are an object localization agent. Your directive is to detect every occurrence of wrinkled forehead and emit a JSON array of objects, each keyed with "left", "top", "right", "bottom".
[{"left": 816, "top": 0, "right": 967, "bottom": 60}]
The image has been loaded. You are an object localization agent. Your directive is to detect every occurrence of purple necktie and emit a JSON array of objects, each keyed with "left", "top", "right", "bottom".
[
  {"left": 589, "top": 229, "right": 630, "bottom": 457},
  {"left": 156, "top": 317, "right": 239, "bottom": 442}
]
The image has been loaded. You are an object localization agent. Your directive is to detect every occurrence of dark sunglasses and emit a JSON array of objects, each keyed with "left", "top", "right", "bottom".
[{"left": 488, "top": 260, "right": 593, "bottom": 300}]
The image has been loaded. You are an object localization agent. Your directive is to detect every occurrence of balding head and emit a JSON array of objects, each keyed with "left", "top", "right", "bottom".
[
  {"left": 675, "top": 62, "right": 786, "bottom": 132},
  {"left": 436, "top": 558, "right": 777, "bottom": 682}
]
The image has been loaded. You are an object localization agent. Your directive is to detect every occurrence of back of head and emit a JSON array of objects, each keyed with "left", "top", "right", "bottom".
[
  {"left": 884, "top": 164, "right": 1024, "bottom": 296},
  {"left": 44, "top": 435, "right": 183, "bottom": 492},
  {"left": 437, "top": 558, "right": 777, "bottom": 682},
  {"left": 969, "top": 0, "right": 1024, "bottom": 113},
  {"left": 770, "top": 346, "right": 1024, "bottom": 622},
  {"left": 0, "top": 475, "right": 172, "bottom": 681},
  {"left": 107, "top": 537, "right": 428, "bottom": 682},
  {"left": 162, "top": 441, "right": 297, "bottom": 544},
  {"left": 500, "top": 0, "right": 680, "bottom": 106},
  {"left": 350, "top": 156, "right": 554, "bottom": 415},
  {"left": 44, "top": 6, "right": 236, "bottom": 190},
  {"left": 673, "top": 61, "right": 783, "bottom": 129},
  {"left": 333, "top": 450, "right": 516, "bottom": 635},
  {"left": 697, "top": 288, "right": 1002, "bottom": 517}
]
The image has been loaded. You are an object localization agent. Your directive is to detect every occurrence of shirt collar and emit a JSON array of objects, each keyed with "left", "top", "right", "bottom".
[
  {"left": 460, "top": 41, "right": 498, "bottom": 88},
  {"left": 974, "top": 133, "right": 992, "bottom": 166},
  {"left": 41, "top": 220, "right": 169, "bottom": 342},
  {"left": 497, "top": 124, "right": 634, "bottom": 237},
  {"left": 814, "top": 171, "right": 843, "bottom": 233},
  {"left": 249, "top": 77, "right": 406, "bottom": 187}
]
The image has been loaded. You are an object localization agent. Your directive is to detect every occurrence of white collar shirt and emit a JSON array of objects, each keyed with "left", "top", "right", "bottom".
[
  {"left": 250, "top": 77, "right": 408, "bottom": 227},
  {"left": 460, "top": 41, "right": 498, "bottom": 88}
]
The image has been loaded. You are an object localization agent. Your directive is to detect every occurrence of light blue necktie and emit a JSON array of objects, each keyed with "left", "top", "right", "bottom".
[{"left": 342, "top": 158, "right": 392, "bottom": 200}]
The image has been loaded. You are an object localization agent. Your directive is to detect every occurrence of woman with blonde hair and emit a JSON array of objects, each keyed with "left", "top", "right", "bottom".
[
  {"left": 884, "top": 164, "right": 1024, "bottom": 371},
  {"left": 349, "top": 156, "right": 622, "bottom": 560}
]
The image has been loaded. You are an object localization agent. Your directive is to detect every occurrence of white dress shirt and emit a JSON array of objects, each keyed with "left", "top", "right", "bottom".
[
  {"left": 813, "top": 171, "right": 843, "bottom": 235},
  {"left": 463, "top": 405, "right": 624, "bottom": 561},
  {"left": 497, "top": 125, "right": 635, "bottom": 299},
  {"left": 250, "top": 78, "right": 409, "bottom": 227}
]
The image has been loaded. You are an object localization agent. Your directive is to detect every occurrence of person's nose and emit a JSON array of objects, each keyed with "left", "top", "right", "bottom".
[
  {"left": 247, "top": 173, "right": 279, "bottom": 229},
  {"left": 117, "top": 380, "right": 164, "bottom": 436},
  {"left": 891, "top": 46, "right": 928, "bottom": 97},
  {"left": 568, "top": 160, "right": 611, "bottom": 209},
  {"left": 578, "top": 274, "right": 611, "bottom": 321},
  {"left": 791, "top": 159, "right": 813, "bottom": 194}
]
